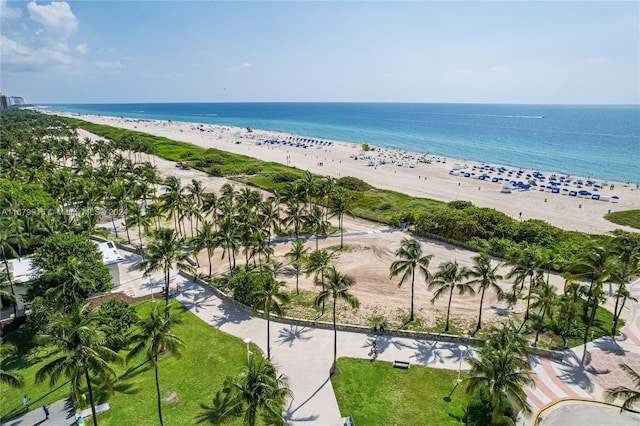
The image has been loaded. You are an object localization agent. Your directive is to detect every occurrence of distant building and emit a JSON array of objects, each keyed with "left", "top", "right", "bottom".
[
  {"left": 8, "top": 96, "right": 25, "bottom": 106},
  {"left": 1, "top": 240, "right": 125, "bottom": 320},
  {"left": 0, "top": 94, "right": 8, "bottom": 110}
]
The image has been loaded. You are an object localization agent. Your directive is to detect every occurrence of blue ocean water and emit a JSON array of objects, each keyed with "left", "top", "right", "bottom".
[{"left": 48, "top": 103, "right": 639, "bottom": 184}]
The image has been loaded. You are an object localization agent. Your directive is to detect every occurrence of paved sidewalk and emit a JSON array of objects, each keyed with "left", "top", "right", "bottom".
[
  {"left": 522, "top": 278, "right": 640, "bottom": 422},
  {"left": 5, "top": 250, "right": 639, "bottom": 425}
]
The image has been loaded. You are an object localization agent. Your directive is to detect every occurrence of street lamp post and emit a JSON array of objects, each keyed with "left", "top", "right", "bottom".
[
  {"left": 457, "top": 344, "right": 468, "bottom": 383},
  {"left": 243, "top": 337, "right": 252, "bottom": 366}
]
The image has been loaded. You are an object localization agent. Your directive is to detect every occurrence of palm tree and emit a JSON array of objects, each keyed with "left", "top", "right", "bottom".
[
  {"left": 315, "top": 267, "right": 359, "bottom": 376},
  {"left": 191, "top": 220, "right": 217, "bottom": 277},
  {"left": 0, "top": 230, "right": 19, "bottom": 319},
  {"left": 605, "top": 363, "right": 640, "bottom": 412},
  {"left": 429, "top": 260, "right": 474, "bottom": 333},
  {"left": 216, "top": 216, "right": 240, "bottom": 274},
  {"left": 203, "top": 357, "right": 292, "bottom": 426},
  {"left": 0, "top": 343, "right": 24, "bottom": 388},
  {"left": 284, "top": 200, "right": 305, "bottom": 240},
  {"left": 250, "top": 273, "right": 290, "bottom": 360},
  {"left": 329, "top": 192, "right": 353, "bottom": 249},
  {"left": 568, "top": 244, "right": 614, "bottom": 364},
  {"left": 138, "top": 228, "right": 195, "bottom": 308},
  {"left": 530, "top": 282, "right": 557, "bottom": 347},
  {"left": 127, "top": 302, "right": 185, "bottom": 426},
  {"left": 389, "top": 238, "right": 433, "bottom": 322},
  {"left": 506, "top": 246, "right": 544, "bottom": 324},
  {"left": 285, "top": 240, "right": 309, "bottom": 295},
  {"left": 464, "top": 321, "right": 534, "bottom": 424},
  {"left": 467, "top": 253, "right": 503, "bottom": 333},
  {"left": 36, "top": 301, "right": 123, "bottom": 426},
  {"left": 305, "top": 205, "right": 331, "bottom": 250},
  {"left": 305, "top": 249, "right": 336, "bottom": 316}
]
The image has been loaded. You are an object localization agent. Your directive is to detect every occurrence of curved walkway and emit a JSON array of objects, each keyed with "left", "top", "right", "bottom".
[
  {"left": 5, "top": 249, "right": 640, "bottom": 425},
  {"left": 523, "top": 278, "right": 640, "bottom": 421}
]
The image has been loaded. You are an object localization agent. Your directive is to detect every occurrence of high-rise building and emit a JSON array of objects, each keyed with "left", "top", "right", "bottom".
[
  {"left": 0, "top": 94, "right": 8, "bottom": 110},
  {"left": 9, "top": 96, "right": 25, "bottom": 106}
]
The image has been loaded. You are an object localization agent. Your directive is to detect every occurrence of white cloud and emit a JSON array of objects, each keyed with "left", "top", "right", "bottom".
[
  {"left": 0, "top": 34, "right": 74, "bottom": 71},
  {"left": 27, "top": 1, "right": 78, "bottom": 38},
  {"left": 75, "top": 43, "right": 89, "bottom": 54},
  {"left": 226, "top": 62, "right": 251, "bottom": 72},
  {"left": 0, "top": 0, "right": 22, "bottom": 19},
  {"left": 93, "top": 61, "right": 124, "bottom": 71}
]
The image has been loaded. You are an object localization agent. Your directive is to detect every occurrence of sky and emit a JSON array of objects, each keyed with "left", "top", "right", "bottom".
[{"left": 1, "top": 1, "right": 638, "bottom": 104}]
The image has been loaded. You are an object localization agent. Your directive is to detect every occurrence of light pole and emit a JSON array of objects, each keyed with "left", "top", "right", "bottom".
[
  {"left": 243, "top": 337, "right": 252, "bottom": 366},
  {"left": 457, "top": 344, "right": 468, "bottom": 383}
]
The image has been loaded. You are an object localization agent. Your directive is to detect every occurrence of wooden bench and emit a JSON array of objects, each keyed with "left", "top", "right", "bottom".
[{"left": 393, "top": 360, "right": 411, "bottom": 369}]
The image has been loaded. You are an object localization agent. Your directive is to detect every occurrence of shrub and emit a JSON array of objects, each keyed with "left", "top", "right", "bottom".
[
  {"left": 337, "top": 176, "right": 372, "bottom": 191},
  {"left": 272, "top": 171, "right": 301, "bottom": 183}
]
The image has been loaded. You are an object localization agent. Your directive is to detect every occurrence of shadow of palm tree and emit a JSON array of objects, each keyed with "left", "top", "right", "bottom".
[
  {"left": 555, "top": 353, "right": 595, "bottom": 392},
  {"left": 283, "top": 377, "right": 328, "bottom": 422},
  {"left": 594, "top": 337, "right": 627, "bottom": 356},
  {"left": 276, "top": 325, "right": 313, "bottom": 347}
]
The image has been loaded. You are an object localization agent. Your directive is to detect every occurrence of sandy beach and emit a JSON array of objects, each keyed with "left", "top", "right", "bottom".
[
  {"left": 62, "top": 112, "right": 639, "bottom": 235},
  {"left": 68, "top": 118, "right": 635, "bottom": 333}
]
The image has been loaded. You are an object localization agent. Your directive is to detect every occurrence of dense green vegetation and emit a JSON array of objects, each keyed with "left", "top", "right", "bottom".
[
  {"left": 606, "top": 209, "right": 640, "bottom": 230},
  {"left": 0, "top": 301, "right": 255, "bottom": 424},
  {"left": 332, "top": 357, "right": 469, "bottom": 425},
  {"left": 2, "top": 108, "right": 639, "bottom": 424},
  {"left": 60, "top": 114, "right": 638, "bottom": 267}
]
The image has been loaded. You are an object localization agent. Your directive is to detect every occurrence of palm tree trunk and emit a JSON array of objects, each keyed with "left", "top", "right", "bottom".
[
  {"left": 476, "top": 287, "right": 486, "bottom": 332},
  {"left": 339, "top": 215, "right": 344, "bottom": 249},
  {"left": 84, "top": 367, "right": 99, "bottom": 426},
  {"left": 2, "top": 257, "right": 18, "bottom": 319},
  {"left": 208, "top": 248, "right": 213, "bottom": 278},
  {"left": 331, "top": 296, "right": 337, "bottom": 376},
  {"left": 295, "top": 266, "right": 300, "bottom": 295},
  {"left": 267, "top": 312, "right": 271, "bottom": 360},
  {"left": 154, "top": 355, "right": 165, "bottom": 426},
  {"left": 409, "top": 272, "right": 415, "bottom": 321},
  {"left": 582, "top": 297, "right": 599, "bottom": 365},
  {"left": 445, "top": 286, "right": 454, "bottom": 333},
  {"left": 612, "top": 291, "right": 622, "bottom": 336},
  {"left": 111, "top": 215, "right": 119, "bottom": 238},
  {"left": 124, "top": 213, "right": 131, "bottom": 244},
  {"left": 534, "top": 308, "right": 546, "bottom": 347},
  {"left": 613, "top": 295, "right": 627, "bottom": 337}
]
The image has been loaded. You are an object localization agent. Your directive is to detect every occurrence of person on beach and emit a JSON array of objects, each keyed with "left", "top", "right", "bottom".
[{"left": 23, "top": 395, "right": 29, "bottom": 412}]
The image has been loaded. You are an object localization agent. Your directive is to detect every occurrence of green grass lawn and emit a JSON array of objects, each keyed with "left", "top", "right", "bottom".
[
  {"left": 605, "top": 209, "right": 640, "bottom": 230},
  {"left": 332, "top": 357, "right": 469, "bottom": 425},
  {"left": 1, "top": 301, "right": 258, "bottom": 424}
]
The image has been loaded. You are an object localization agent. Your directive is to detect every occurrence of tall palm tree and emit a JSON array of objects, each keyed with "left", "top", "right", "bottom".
[
  {"left": 568, "top": 244, "right": 614, "bottom": 364},
  {"left": 284, "top": 200, "right": 305, "bottom": 240},
  {"left": 530, "top": 282, "right": 557, "bottom": 347},
  {"left": 467, "top": 253, "right": 503, "bottom": 333},
  {"left": 605, "top": 363, "right": 640, "bottom": 413},
  {"left": 250, "top": 273, "right": 290, "bottom": 360},
  {"left": 0, "top": 229, "right": 19, "bottom": 319},
  {"left": 285, "top": 240, "right": 309, "bottom": 295},
  {"left": 305, "top": 249, "right": 336, "bottom": 316},
  {"left": 506, "top": 246, "right": 544, "bottom": 324},
  {"left": 389, "top": 238, "right": 433, "bottom": 322},
  {"left": 204, "top": 357, "right": 292, "bottom": 426},
  {"left": 315, "top": 267, "right": 360, "bottom": 376},
  {"left": 329, "top": 192, "right": 353, "bottom": 249},
  {"left": 138, "top": 228, "right": 195, "bottom": 308},
  {"left": 191, "top": 220, "right": 217, "bottom": 277},
  {"left": 127, "top": 302, "right": 185, "bottom": 426},
  {"left": 36, "top": 301, "right": 123, "bottom": 426},
  {"left": 305, "top": 205, "right": 331, "bottom": 250},
  {"left": 216, "top": 216, "right": 240, "bottom": 274},
  {"left": 0, "top": 343, "right": 24, "bottom": 388},
  {"left": 429, "top": 260, "right": 474, "bottom": 333},
  {"left": 464, "top": 321, "right": 533, "bottom": 424}
]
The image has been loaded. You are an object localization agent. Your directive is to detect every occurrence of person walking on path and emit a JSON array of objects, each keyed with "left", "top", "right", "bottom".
[
  {"left": 23, "top": 395, "right": 29, "bottom": 412},
  {"left": 43, "top": 403, "right": 50, "bottom": 419}
]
